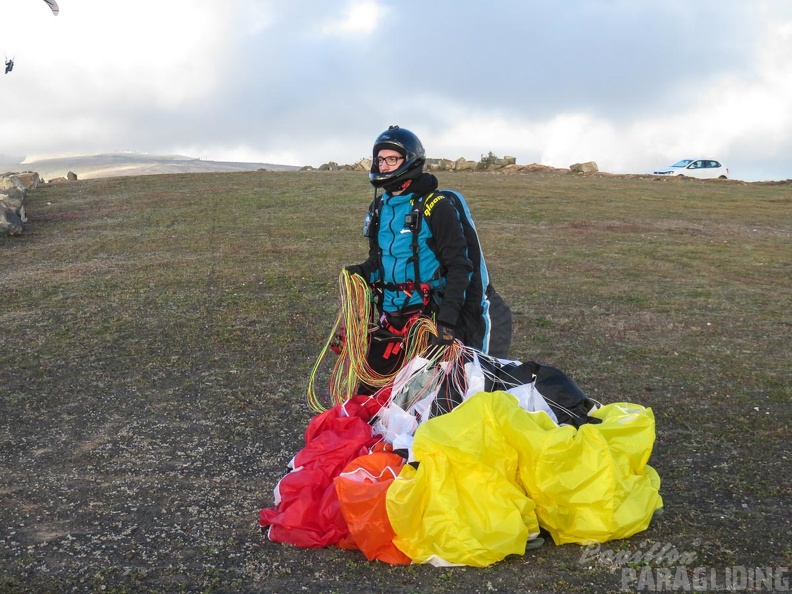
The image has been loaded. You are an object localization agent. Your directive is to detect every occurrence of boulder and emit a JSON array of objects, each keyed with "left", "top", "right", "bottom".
[
  {"left": 1, "top": 171, "right": 40, "bottom": 192},
  {"left": 1, "top": 171, "right": 39, "bottom": 236},
  {"left": 570, "top": 161, "right": 599, "bottom": 174},
  {"left": 1, "top": 186, "right": 25, "bottom": 212},
  {"left": 352, "top": 158, "right": 371, "bottom": 172},
  {"left": 0, "top": 204, "right": 24, "bottom": 235},
  {"left": 454, "top": 158, "right": 475, "bottom": 172},
  {"left": 426, "top": 158, "right": 454, "bottom": 172}
]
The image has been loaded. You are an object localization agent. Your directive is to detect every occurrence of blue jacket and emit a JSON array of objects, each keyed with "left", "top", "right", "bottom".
[
  {"left": 354, "top": 173, "right": 497, "bottom": 352},
  {"left": 375, "top": 188, "right": 448, "bottom": 312}
]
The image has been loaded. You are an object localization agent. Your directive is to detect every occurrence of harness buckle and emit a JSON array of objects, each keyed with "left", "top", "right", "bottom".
[{"left": 418, "top": 283, "right": 432, "bottom": 307}]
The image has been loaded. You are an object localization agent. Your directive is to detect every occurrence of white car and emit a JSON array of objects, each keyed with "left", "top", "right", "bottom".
[{"left": 653, "top": 159, "right": 729, "bottom": 179}]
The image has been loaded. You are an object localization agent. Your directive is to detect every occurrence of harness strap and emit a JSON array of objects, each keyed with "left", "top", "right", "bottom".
[
  {"left": 372, "top": 191, "right": 441, "bottom": 314},
  {"left": 408, "top": 193, "right": 428, "bottom": 284},
  {"left": 381, "top": 281, "right": 432, "bottom": 306}
]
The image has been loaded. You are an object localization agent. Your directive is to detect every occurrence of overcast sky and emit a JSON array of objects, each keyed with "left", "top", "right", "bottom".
[{"left": 2, "top": 0, "right": 791, "bottom": 181}]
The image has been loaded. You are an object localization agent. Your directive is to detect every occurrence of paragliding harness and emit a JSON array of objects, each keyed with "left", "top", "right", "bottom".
[
  {"left": 4, "top": 58, "right": 13, "bottom": 74},
  {"left": 362, "top": 190, "right": 467, "bottom": 361},
  {"left": 365, "top": 189, "right": 465, "bottom": 314}
]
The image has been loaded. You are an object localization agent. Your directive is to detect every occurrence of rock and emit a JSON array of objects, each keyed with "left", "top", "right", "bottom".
[
  {"left": 1, "top": 171, "right": 40, "bottom": 192},
  {"left": 425, "top": 158, "right": 454, "bottom": 172},
  {"left": 455, "top": 158, "right": 475, "bottom": 172},
  {"left": 0, "top": 203, "right": 24, "bottom": 235},
  {"left": 1, "top": 171, "right": 39, "bottom": 236},
  {"left": 351, "top": 159, "right": 370, "bottom": 172},
  {"left": 0, "top": 186, "right": 25, "bottom": 212},
  {"left": 570, "top": 161, "right": 599, "bottom": 174}
]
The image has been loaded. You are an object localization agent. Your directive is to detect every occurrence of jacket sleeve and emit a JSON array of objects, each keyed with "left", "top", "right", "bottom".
[
  {"left": 427, "top": 197, "right": 473, "bottom": 328},
  {"left": 347, "top": 200, "right": 381, "bottom": 283},
  {"left": 356, "top": 235, "right": 380, "bottom": 282}
]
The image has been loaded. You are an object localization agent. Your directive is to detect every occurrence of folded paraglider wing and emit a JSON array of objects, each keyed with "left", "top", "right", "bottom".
[
  {"left": 386, "top": 391, "right": 662, "bottom": 566},
  {"left": 334, "top": 452, "right": 411, "bottom": 565},
  {"left": 259, "top": 349, "right": 663, "bottom": 567},
  {"left": 258, "top": 395, "right": 385, "bottom": 548}
]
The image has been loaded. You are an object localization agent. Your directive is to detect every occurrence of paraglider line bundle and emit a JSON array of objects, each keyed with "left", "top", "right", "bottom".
[{"left": 307, "top": 269, "right": 459, "bottom": 412}]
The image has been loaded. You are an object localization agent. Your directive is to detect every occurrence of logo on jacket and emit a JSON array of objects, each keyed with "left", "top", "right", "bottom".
[{"left": 423, "top": 193, "right": 444, "bottom": 217}]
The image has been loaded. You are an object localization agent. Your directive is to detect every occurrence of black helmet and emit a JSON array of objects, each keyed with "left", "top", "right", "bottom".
[{"left": 369, "top": 125, "right": 426, "bottom": 190}]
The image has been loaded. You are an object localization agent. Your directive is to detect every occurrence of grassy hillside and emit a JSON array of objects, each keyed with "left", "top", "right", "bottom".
[{"left": 1, "top": 170, "right": 790, "bottom": 593}]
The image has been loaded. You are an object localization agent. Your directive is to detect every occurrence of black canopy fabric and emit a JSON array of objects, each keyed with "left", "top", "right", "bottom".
[{"left": 478, "top": 358, "right": 602, "bottom": 428}]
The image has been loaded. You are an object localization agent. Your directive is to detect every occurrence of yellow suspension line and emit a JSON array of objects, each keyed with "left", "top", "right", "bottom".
[{"left": 306, "top": 270, "right": 442, "bottom": 413}]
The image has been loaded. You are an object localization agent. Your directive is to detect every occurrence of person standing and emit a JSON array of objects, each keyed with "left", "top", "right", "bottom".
[{"left": 345, "top": 125, "right": 512, "bottom": 384}]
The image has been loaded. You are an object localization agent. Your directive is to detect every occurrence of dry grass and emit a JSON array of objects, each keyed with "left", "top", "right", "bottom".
[{"left": 1, "top": 170, "right": 790, "bottom": 593}]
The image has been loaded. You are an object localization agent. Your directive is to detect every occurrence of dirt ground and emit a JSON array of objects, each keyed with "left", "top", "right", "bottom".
[{"left": 1, "top": 172, "right": 790, "bottom": 593}]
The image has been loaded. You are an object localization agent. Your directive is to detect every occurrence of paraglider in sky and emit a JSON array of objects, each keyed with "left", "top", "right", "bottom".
[
  {"left": 43, "top": 0, "right": 59, "bottom": 16},
  {"left": 2, "top": 3, "right": 58, "bottom": 75}
]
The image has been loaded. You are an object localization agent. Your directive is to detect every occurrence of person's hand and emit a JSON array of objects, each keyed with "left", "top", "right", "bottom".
[
  {"left": 430, "top": 323, "right": 455, "bottom": 347},
  {"left": 344, "top": 264, "right": 364, "bottom": 279},
  {"left": 330, "top": 328, "right": 345, "bottom": 355}
]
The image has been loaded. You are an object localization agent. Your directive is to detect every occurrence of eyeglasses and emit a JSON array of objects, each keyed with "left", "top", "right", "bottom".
[{"left": 376, "top": 156, "right": 404, "bottom": 166}]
